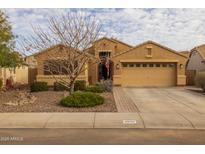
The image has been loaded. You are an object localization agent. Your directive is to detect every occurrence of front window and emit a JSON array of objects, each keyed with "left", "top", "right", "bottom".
[
  {"left": 99, "top": 51, "right": 111, "bottom": 58},
  {"left": 44, "top": 59, "right": 75, "bottom": 75}
]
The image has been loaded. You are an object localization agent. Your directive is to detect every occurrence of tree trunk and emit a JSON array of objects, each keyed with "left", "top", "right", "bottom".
[{"left": 69, "top": 80, "right": 75, "bottom": 94}]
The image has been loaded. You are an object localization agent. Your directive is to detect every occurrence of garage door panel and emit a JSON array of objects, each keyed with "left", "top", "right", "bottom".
[{"left": 121, "top": 63, "right": 176, "bottom": 87}]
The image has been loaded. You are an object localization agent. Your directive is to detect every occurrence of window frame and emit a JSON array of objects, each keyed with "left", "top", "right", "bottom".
[{"left": 99, "top": 51, "right": 111, "bottom": 58}]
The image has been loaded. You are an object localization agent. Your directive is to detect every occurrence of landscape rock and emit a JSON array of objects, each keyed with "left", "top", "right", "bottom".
[{"left": 3, "top": 91, "right": 37, "bottom": 106}]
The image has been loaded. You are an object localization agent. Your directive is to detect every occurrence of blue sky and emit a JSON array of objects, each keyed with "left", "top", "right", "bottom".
[{"left": 4, "top": 8, "right": 205, "bottom": 51}]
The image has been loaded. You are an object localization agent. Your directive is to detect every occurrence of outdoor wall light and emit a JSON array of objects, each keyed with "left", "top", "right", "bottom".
[
  {"left": 180, "top": 64, "right": 184, "bottom": 69},
  {"left": 116, "top": 63, "right": 120, "bottom": 69}
]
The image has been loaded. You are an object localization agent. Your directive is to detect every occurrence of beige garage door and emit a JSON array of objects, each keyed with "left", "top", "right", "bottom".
[{"left": 121, "top": 63, "right": 177, "bottom": 87}]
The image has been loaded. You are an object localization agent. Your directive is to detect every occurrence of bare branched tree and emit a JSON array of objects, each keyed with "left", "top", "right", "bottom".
[{"left": 19, "top": 11, "right": 102, "bottom": 94}]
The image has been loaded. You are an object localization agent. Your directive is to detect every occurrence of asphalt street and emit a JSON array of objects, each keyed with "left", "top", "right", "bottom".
[{"left": 0, "top": 128, "right": 205, "bottom": 145}]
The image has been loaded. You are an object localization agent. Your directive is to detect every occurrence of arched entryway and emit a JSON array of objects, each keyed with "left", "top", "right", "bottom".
[{"left": 98, "top": 57, "right": 114, "bottom": 81}]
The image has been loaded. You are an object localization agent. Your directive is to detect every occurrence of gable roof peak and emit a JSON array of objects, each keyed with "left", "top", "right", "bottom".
[
  {"left": 113, "top": 40, "right": 187, "bottom": 59},
  {"left": 146, "top": 40, "right": 154, "bottom": 43},
  {"left": 93, "top": 37, "right": 117, "bottom": 44},
  {"left": 94, "top": 37, "right": 133, "bottom": 47}
]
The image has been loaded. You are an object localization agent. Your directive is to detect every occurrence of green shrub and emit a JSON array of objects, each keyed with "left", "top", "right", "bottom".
[
  {"left": 95, "top": 82, "right": 106, "bottom": 91},
  {"left": 0, "top": 78, "right": 3, "bottom": 90},
  {"left": 195, "top": 72, "right": 205, "bottom": 92},
  {"left": 30, "top": 82, "right": 48, "bottom": 92},
  {"left": 54, "top": 82, "right": 68, "bottom": 91},
  {"left": 60, "top": 91, "right": 104, "bottom": 107},
  {"left": 74, "top": 80, "right": 86, "bottom": 91},
  {"left": 85, "top": 85, "right": 105, "bottom": 93}
]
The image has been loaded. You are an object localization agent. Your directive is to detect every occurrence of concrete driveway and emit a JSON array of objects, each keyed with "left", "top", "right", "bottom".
[{"left": 113, "top": 87, "right": 205, "bottom": 129}]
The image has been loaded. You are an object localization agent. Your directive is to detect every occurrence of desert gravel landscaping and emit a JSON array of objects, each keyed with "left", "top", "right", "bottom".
[{"left": 0, "top": 90, "right": 117, "bottom": 112}]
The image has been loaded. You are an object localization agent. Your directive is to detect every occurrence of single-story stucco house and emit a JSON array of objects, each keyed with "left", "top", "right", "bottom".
[{"left": 26, "top": 37, "right": 188, "bottom": 87}]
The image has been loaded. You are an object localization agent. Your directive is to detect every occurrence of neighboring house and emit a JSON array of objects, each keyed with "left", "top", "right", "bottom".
[
  {"left": 187, "top": 44, "right": 205, "bottom": 72},
  {"left": 0, "top": 51, "right": 29, "bottom": 86},
  {"left": 0, "top": 66, "right": 28, "bottom": 85},
  {"left": 28, "top": 37, "right": 188, "bottom": 87},
  {"left": 186, "top": 44, "right": 205, "bottom": 85}
]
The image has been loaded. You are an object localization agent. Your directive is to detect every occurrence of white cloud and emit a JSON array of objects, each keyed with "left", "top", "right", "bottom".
[{"left": 4, "top": 8, "right": 205, "bottom": 51}]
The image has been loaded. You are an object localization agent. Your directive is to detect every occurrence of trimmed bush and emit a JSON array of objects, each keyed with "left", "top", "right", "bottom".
[
  {"left": 30, "top": 82, "right": 48, "bottom": 92},
  {"left": 85, "top": 85, "right": 105, "bottom": 93},
  {"left": 74, "top": 80, "right": 86, "bottom": 91},
  {"left": 60, "top": 91, "right": 104, "bottom": 107},
  {"left": 0, "top": 78, "right": 2, "bottom": 90},
  {"left": 54, "top": 82, "right": 68, "bottom": 91},
  {"left": 195, "top": 72, "right": 205, "bottom": 92}
]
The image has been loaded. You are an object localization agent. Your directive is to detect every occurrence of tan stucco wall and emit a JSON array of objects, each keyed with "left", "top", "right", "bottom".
[
  {"left": 113, "top": 40, "right": 132, "bottom": 54},
  {"left": 0, "top": 66, "right": 28, "bottom": 85},
  {"left": 93, "top": 38, "right": 131, "bottom": 58},
  {"left": 15, "top": 66, "right": 29, "bottom": 84},
  {"left": 93, "top": 39, "right": 117, "bottom": 58},
  {"left": 88, "top": 62, "right": 97, "bottom": 84},
  {"left": 36, "top": 75, "right": 87, "bottom": 86}
]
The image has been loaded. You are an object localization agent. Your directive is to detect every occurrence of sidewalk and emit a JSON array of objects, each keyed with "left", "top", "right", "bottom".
[{"left": 0, "top": 112, "right": 205, "bottom": 129}]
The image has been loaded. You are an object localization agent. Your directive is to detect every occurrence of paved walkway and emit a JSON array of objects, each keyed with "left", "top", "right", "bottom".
[
  {"left": 113, "top": 87, "right": 139, "bottom": 112},
  {"left": 0, "top": 112, "right": 205, "bottom": 129}
]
